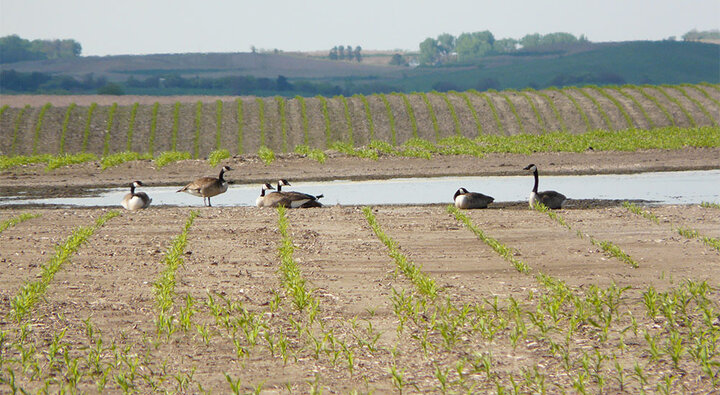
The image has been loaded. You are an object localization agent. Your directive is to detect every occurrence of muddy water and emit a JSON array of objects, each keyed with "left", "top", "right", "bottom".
[{"left": 1, "top": 170, "right": 718, "bottom": 208}]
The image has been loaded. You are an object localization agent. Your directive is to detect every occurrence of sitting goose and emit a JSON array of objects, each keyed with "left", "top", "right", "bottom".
[
  {"left": 121, "top": 180, "right": 152, "bottom": 210},
  {"left": 523, "top": 164, "right": 566, "bottom": 209},
  {"left": 453, "top": 187, "right": 494, "bottom": 209},
  {"left": 177, "top": 165, "right": 232, "bottom": 207},
  {"left": 257, "top": 183, "right": 323, "bottom": 208},
  {"left": 273, "top": 179, "right": 323, "bottom": 208},
  {"left": 256, "top": 183, "right": 275, "bottom": 207}
]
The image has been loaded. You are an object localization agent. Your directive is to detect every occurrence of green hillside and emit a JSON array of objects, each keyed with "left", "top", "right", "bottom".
[{"left": 397, "top": 41, "right": 720, "bottom": 92}]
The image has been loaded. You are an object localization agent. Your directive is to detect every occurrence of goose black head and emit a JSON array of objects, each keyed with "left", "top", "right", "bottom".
[
  {"left": 278, "top": 179, "right": 291, "bottom": 187},
  {"left": 454, "top": 187, "right": 469, "bottom": 199},
  {"left": 523, "top": 164, "right": 537, "bottom": 172}
]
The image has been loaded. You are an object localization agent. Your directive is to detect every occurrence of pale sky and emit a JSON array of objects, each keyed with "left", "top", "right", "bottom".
[{"left": 1, "top": 0, "right": 718, "bottom": 56}]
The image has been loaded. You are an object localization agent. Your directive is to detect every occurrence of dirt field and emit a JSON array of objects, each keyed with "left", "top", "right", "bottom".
[{"left": 1, "top": 147, "right": 719, "bottom": 393}]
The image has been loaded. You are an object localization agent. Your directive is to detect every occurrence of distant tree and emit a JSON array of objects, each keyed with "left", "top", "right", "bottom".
[
  {"left": 493, "top": 38, "right": 517, "bottom": 53},
  {"left": 97, "top": 82, "right": 124, "bottom": 95},
  {"left": 456, "top": 31, "right": 495, "bottom": 61},
  {"left": 276, "top": 75, "right": 292, "bottom": 91},
  {"left": 437, "top": 33, "right": 456, "bottom": 56},
  {"left": 329, "top": 46, "right": 338, "bottom": 60},
  {"left": 419, "top": 37, "right": 440, "bottom": 65},
  {"left": 389, "top": 53, "right": 407, "bottom": 66},
  {"left": 519, "top": 33, "right": 541, "bottom": 48},
  {"left": 432, "top": 81, "right": 460, "bottom": 92},
  {"left": 338, "top": 45, "right": 345, "bottom": 60},
  {"left": 251, "top": 45, "right": 257, "bottom": 53},
  {"left": 0, "top": 35, "right": 44, "bottom": 63},
  {"left": 346, "top": 45, "right": 353, "bottom": 60},
  {"left": 683, "top": 29, "right": 720, "bottom": 41},
  {"left": 354, "top": 46, "right": 362, "bottom": 62}
]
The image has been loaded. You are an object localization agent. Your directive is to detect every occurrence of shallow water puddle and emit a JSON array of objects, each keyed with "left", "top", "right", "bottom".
[{"left": 1, "top": 170, "right": 718, "bottom": 207}]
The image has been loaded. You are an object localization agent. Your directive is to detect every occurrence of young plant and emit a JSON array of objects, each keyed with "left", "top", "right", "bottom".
[
  {"left": 437, "top": 91, "right": 462, "bottom": 136},
  {"left": 102, "top": 102, "right": 119, "bottom": 157},
  {"left": 11, "top": 105, "right": 30, "bottom": 155},
  {"left": 457, "top": 91, "right": 483, "bottom": 136},
  {"left": 126, "top": 102, "right": 139, "bottom": 152},
  {"left": 215, "top": 100, "right": 223, "bottom": 150},
  {"left": 0, "top": 212, "right": 40, "bottom": 234},
  {"left": 155, "top": 150, "right": 191, "bottom": 168},
  {"left": 420, "top": 92, "right": 441, "bottom": 140},
  {"left": 194, "top": 101, "right": 203, "bottom": 159},
  {"left": 499, "top": 92, "right": 525, "bottom": 133},
  {"left": 208, "top": 149, "right": 230, "bottom": 167},
  {"left": 32, "top": 103, "right": 52, "bottom": 155},
  {"left": 356, "top": 94, "right": 375, "bottom": 140},
  {"left": 378, "top": 93, "right": 397, "bottom": 145},
  {"left": 276, "top": 96, "right": 288, "bottom": 152},
  {"left": 339, "top": 95, "right": 354, "bottom": 145},
  {"left": 236, "top": 98, "right": 244, "bottom": 154},
  {"left": 258, "top": 146, "right": 275, "bottom": 165},
  {"left": 148, "top": 102, "right": 160, "bottom": 155}
]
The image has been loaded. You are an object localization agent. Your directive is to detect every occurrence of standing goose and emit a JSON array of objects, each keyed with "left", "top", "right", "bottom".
[
  {"left": 256, "top": 183, "right": 275, "bottom": 207},
  {"left": 121, "top": 180, "right": 152, "bottom": 210},
  {"left": 177, "top": 165, "right": 232, "bottom": 207},
  {"left": 453, "top": 187, "right": 494, "bottom": 209},
  {"left": 523, "top": 164, "right": 566, "bottom": 209}
]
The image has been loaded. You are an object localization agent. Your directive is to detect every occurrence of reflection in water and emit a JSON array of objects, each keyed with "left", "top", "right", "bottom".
[{"left": 1, "top": 170, "right": 718, "bottom": 207}]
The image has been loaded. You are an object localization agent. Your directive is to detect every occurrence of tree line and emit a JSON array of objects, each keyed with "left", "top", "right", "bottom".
[
  {"left": 419, "top": 31, "right": 588, "bottom": 65},
  {"left": 0, "top": 35, "right": 82, "bottom": 63},
  {"left": 328, "top": 45, "right": 362, "bottom": 62}
]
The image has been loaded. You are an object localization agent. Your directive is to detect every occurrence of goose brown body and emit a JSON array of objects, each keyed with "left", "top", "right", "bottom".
[
  {"left": 177, "top": 166, "right": 231, "bottom": 207},
  {"left": 453, "top": 187, "right": 494, "bottom": 209},
  {"left": 524, "top": 164, "right": 566, "bottom": 209}
]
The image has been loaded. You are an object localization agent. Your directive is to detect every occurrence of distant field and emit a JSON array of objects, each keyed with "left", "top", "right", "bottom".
[{"left": 1, "top": 83, "right": 718, "bottom": 162}]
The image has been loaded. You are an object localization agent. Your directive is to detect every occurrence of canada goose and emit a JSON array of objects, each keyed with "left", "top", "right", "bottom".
[
  {"left": 453, "top": 187, "right": 494, "bottom": 209},
  {"left": 257, "top": 183, "right": 323, "bottom": 208},
  {"left": 121, "top": 180, "right": 152, "bottom": 210},
  {"left": 177, "top": 165, "right": 232, "bottom": 207},
  {"left": 256, "top": 183, "right": 275, "bottom": 207},
  {"left": 523, "top": 164, "right": 566, "bottom": 209},
  {"left": 272, "top": 179, "right": 324, "bottom": 208}
]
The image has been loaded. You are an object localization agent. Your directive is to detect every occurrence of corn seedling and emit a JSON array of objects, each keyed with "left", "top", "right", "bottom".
[
  {"left": 701, "top": 201, "right": 720, "bottom": 210},
  {"left": 31, "top": 103, "right": 51, "bottom": 155},
  {"left": 276, "top": 206, "right": 316, "bottom": 311},
  {"left": 57, "top": 103, "right": 76, "bottom": 154},
  {"left": 171, "top": 102, "right": 181, "bottom": 151},
  {"left": 125, "top": 102, "right": 139, "bottom": 152},
  {"left": 9, "top": 211, "right": 119, "bottom": 322},
  {"left": 499, "top": 92, "right": 525, "bottom": 133},
  {"left": 396, "top": 93, "right": 419, "bottom": 138},
  {"left": 574, "top": 87, "right": 613, "bottom": 130},
  {"left": 276, "top": 96, "right": 288, "bottom": 152},
  {"left": 317, "top": 96, "right": 332, "bottom": 147},
  {"left": 363, "top": 206, "right": 439, "bottom": 299},
  {"left": 517, "top": 90, "right": 547, "bottom": 133},
  {"left": 153, "top": 210, "right": 198, "bottom": 338},
  {"left": 9, "top": 105, "right": 28, "bottom": 155},
  {"left": 531, "top": 88, "right": 567, "bottom": 132},
  {"left": 656, "top": 85, "right": 696, "bottom": 126},
  {"left": 419, "top": 92, "right": 441, "bottom": 140},
  {"left": 215, "top": 100, "right": 223, "bottom": 150},
  {"left": 550, "top": 87, "right": 591, "bottom": 132},
  {"left": 208, "top": 149, "right": 230, "bottom": 167},
  {"left": 193, "top": 101, "right": 203, "bottom": 159},
  {"left": 101, "top": 151, "right": 152, "bottom": 170},
  {"left": 473, "top": 90, "right": 504, "bottom": 134},
  {"left": 611, "top": 86, "right": 654, "bottom": 128},
  {"left": 594, "top": 86, "right": 634, "bottom": 128},
  {"left": 670, "top": 85, "right": 717, "bottom": 126},
  {"left": 456, "top": 91, "right": 483, "bottom": 136},
  {"left": 449, "top": 205, "right": 531, "bottom": 273},
  {"left": 437, "top": 91, "right": 462, "bottom": 136},
  {"left": 294, "top": 144, "right": 326, "bottom": 163},
  {"left": 148, "top": 102, "right": 159, "bottom": 155},
  {"left": 46, "top": 152, "right": 98, "bottom": 171},
  {"left": 296, "top": 95, "right": 309, "bottom": 145},
  {"left": 339, "top": 95, "right": 354, "bottom": 144},
  {"left": 258, "top": 145, "right": 275, "bottom": 165},
  {"left": 155, "top": 150, "right": 191, "bottom": 168},
  {"left": 0, "top": 213, "right": 40, "bottom": 234},
  {"left": 236, "top": 98, "right": 244, "bottom": 154},
  {"left": 635, "top": 85, "right": 675, "bottom": 126},
  {"left": 101, "top": 103, "right": 118, "bottom": 157}
]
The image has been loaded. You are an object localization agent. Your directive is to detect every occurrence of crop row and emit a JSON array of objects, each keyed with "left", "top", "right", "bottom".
[
  {"left": 0, "top": 204, "right": 718, "bottom": 393},
  {"left": 1, "top": 83, "right": 717, "bottom": 162}
]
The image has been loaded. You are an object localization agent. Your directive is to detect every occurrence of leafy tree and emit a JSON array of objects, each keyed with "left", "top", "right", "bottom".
[
  {"left": 354, "top": 46, "right": 362, "bottom": 62},
  {"left": 419, "top": 37, "right": 440, "bottom": 65},
  {"left": 97, "top": 82, "right": 124, "bottom": 95},
  {"left": 456, "top": 31, "right": 495, "bottom": 61},
  {"left": 437, "top": 33, "right": 456, "bottom": 55},
  {"left": 493, "top": 38, "right": 517, "bottom": 53},
  {"left": 0, "top": 35, "right": 44, "bottom": 63},
  {"left": 346, "top": 45, "right": 353, "bottom": 60},
  {"left": 329, "top": 46, "right": 338, "bottom": 60},
  {"left": 276, "top": 75, "right": 292, "bottom": 91},
  {"left": 389, "top": 53, "right": 407, "bottom": 66},
  {"left": 338, "top": 45, "right": 345, "bottom": 59}
]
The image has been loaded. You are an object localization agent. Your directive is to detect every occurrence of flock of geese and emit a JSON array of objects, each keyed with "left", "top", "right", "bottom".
[{"left": 121, "top": 163, "right": 566, "bottom": 210}]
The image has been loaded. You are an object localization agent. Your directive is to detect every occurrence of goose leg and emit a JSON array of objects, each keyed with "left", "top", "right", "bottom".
[{"left": 208, "top": 197, "right": 212, "bottom": 207}]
